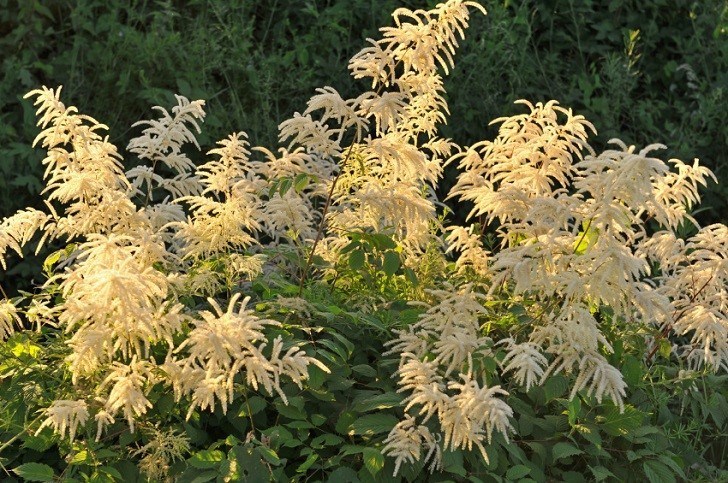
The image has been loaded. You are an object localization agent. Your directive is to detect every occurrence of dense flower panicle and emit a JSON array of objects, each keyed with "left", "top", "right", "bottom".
[
  {"left": 448, "top": 100, "right": 595, "bottom": 225},
  {"left": 385, "top": 284, "right": 513, "bottom": 474},
  {"left": 0, "top": 300, "right": 22, "bottom": 340},
  {"left": 382, "top": 415, "right": 442, "bottom": 477},
  {"left": 169, "top": 294, "right": 329, "bottom": 416},
  {"left": 499, "top": 339, "right": 548, "bottom": 391},
  {"left": 649, "top": 224, "right": 728, "bottom": 370},
  {"left": 0, "top": 209, "right": 52, "bottom": 269},
  {"left": 100, "top": 359, "right": 154, "bottom": 432},
  {"left": 262, "top": 189, "right": 319, "bottom": 244},
  {"left": 447, "top": 96, "right": 725, "bottom": 414},
  {"left": 443, "top": 373, "right": 513, "bottom": 450},
  {"left": 445, "top": 225, "right": 491, "bottom": 278},
  {"left": 56, "top": 234, "right": 181, "bottom": 365},
  {"left": 35, "top": 399, "right": 89, "bottom": 442},
  {"left": 127, "top": 95, "right": 205, "bottom": 171}
]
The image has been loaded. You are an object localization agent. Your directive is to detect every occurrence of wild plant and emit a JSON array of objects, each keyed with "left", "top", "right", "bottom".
[{"left": 0, "top": 0, "right": 725, "bottom": 480}]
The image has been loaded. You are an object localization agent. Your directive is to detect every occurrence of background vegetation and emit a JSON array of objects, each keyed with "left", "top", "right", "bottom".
[
  {"left": 0, "top": 1, "right": 726, "bottom": 482},
  {"left": 1, "top": 0, "right": 726, "bottom": 292}
]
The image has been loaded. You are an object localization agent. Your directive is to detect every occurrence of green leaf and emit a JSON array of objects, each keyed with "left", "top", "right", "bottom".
[
  {"left": 353, "top": 392, "right": 404, "bottom": 412},
  {"left": 311, "top": 434, "right": 344, "bottom": 449},
  {"left": 657, "top": 455, "right": 686, "bottom": 480},
  {"left": 348, "top": 249, "right": 365, "bottom": 270},
  {"left": 43, "top": 249, "right": 63, "bottom": 273},
  {"left": 403, "top": 267, "right": 419, "bottom": 285},
  {"left": 239, "top": 396, "right": 267, "bottom": 417},
  {"left": 188, "top": 449, "right": 224, "bottom": 469},
  {"left": 231, "top": 446, "right": 269, "bottom": 481},
  {"left": 12, "top": 463, "right": 54, "bottom": 482},
  {"left": 506, "top": 464, "right": 531, "bottom": 480},
  {"left": 567, "top": 396, "right": 582, "bottom": 426},
  {"left": 658, "top": 339, "right": 672, "bottom": 360},
  {"left": 351, "top": 364, "right": 377, "bottom": 377},
  {"left": 643, "top": 459, "right": 676, "bottom": 483},
  {"left": 297, "top": 452, "right": 319, "bottom": 473},
  {"left": 349, "top": 414, "right": 398, "bottom": 436},
  {"left": 599, "top": 404, "right": 643, "bottom": 436},
  {"left": 589, "top": 465, "right": 615, "bottom": 482},
  {"left": 369, "top": 233, "right": 397, "bottom": 250},
  {"left": 544, "top": 375, "right": 569, "bottom": 401},
  {"left": 278, "top": 177, "right": 293, "bottom": 196},
  {"left": 335, "top": 411, "right": 358, "bottom": 435},
  {"left": 293, "top": 173, "right": 311, "bottom": 193},
  {"left": 708, "top": 393, "right": 728, "bottom": 427},
  {"left": 70, "top": 449, "right": 93, "bottom": 465},
  {"left": 275, "top": 401, "right": 307, "bottom": 420},
  {"left": 22, "top": 432, "right": 55, "bottom": 452},
  {"left": 573, "top": 220, "right": 599, "bottom": 254},
  {"left": 621, "top": 355, "right": 643, "bottom": 386},
  {"left": 552, "top": 442, "right": 584, "bottom": 460},
  {"left": 363, "top": 448, "right": 385, "bottom": 477},
  {"left": 310, "top": 414, "right": 327, "bottom": 426},
  {"left": 326, "top": 467, "right": 359, "bottom": 482},
  {"left": 96, "top": 466, "right": 123, "bottom": 481},
  {"left": 382, "top": 251, "right": 400, "bottom": 276},
  {"left": 256, "top": 446, "right": 281, "bottom": 465}
]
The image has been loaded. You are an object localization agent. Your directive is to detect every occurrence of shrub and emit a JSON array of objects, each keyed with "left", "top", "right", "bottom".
[{"left": 0, "top": 1, "right": 726, "bottom": 481}]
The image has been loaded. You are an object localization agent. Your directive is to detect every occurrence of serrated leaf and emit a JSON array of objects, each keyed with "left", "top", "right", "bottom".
[
  {"left": 600, "top": 405, "right": 644, "bottom": 436},
  {"left": 349, "top": 414, "right": 398, "bottom": 436},
  {"left": 43, "top": 249, "right": 62, "bottom": 272},
  {"left": 643, "top": 459, "right": 675, "bottom": 483},
  {"left": 369, "top": 233, "right": 397, "bottom": 250},
  {"left": 506, "top": 464, "right": 531, "bottom": 480},
  {"left": 12, "top": 463, "right": 54, "bottom": 482},
  {"left": 589, "top": 465, "right": 615, "bottom": 481},
  {"left": 573, "top": 221, "right": 599, "bottom": 254},
  {"left": 348, "top": 249, "right": 365, "bottom": 270},
  {"left": 326, "top": 467, "right": 359, "bottom": 482},
  {"left": 657, "top": 455, "right": 686, "bottom": 480},
  {"left": 22, "top": 432, "right": 55, "bottom": 452},
  {"left": 544, "top": 374, "right": 568, "bottom": 401},
  {"left": 621, "top": 355, "right": 643, "bottom": 386},
  {"left": 363, "top": 448, "right": 385, "bottom": 477},
  {"left": 278, "top": 177, "right": 293, "bottom": 196},
  {"left": 382, "top": 251, "right": 400, "bottom": 276},
  {"left": 310, "top": 414, "right": 327, "bottom": 426},
  {"left": 256, "top": 446, "right": 281, "bottom": 465},
  {"left": 311, "top": 434, "right": 344, "bottom": 449},
  {"left": 552, "top": 442, "right": 584, "bottom": 460},
  {"left": 708, "top": 393, "right": 728, "bottom": 427},
  {"left": 567, "top": 396, "right": 582, "bottom": 426},
  {"left": 70, "top": 449, "right": 92, "bottom": 464},
  {"left": 293, "top": 173, "right": 311, "bottom": 193}
]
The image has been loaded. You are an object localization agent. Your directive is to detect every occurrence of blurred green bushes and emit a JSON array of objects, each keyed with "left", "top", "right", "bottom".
[{"left": 1, "top": 0, "right": 726, "bottom": 290}]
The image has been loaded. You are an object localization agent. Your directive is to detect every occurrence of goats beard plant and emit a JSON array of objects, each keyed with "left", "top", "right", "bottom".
[{"left": 0, "top": 0, "right": 726, "bottom": 481}]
